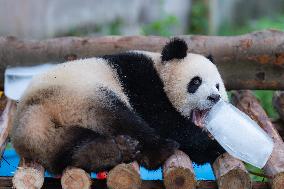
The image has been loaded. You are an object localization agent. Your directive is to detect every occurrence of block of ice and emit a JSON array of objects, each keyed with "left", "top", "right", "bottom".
[
  {"left": 4, "top": 64, "right": 56, "bottom": 100},
  {"left": 205, "top": 100, "right": 274, "bottom": 168}
]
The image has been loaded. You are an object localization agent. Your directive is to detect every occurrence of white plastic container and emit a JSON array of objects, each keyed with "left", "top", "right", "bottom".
[{"left": 205, "top": 100, "right": 274, "bottom": 168}]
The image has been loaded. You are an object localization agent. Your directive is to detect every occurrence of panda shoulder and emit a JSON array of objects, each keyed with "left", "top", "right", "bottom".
[
  {"left": 128, "top": 50, "right": 161, "bottom": 64},
  {"left": 24, "top": 58, "right": 109, "bottom": 92}
]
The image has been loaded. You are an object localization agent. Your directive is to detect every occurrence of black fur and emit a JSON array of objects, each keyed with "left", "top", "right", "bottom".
[
  {"left": 188, "top": 76, "right": 202, "bottom": 94},
  {"left": 207, "top": 54, "right": 214, "bottom": 63},
  {"left": 51, "top": 126, "right": 141, "bottom": 174},
  {"left": 25, "top": 86, "right": 60, "bottom": 106},
  {"left": 161, "top": 38, "right": 188, "bottom": 62},
  {"left": 93, "top": 87, "right": 179, "bottom": 169},
  {"left": 51, "top": 127, "right": 101, "bottom": 173},
  {"left": 51, "top": 87, "right": 178, "bottom": 172},
  {"left": 103, "top": 52, "right": 225, "bottom": 165},
  {"left": 216, "top": 84, "right": 220, "bottom": 91}
]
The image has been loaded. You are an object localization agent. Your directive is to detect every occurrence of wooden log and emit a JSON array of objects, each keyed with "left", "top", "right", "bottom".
[
  {"left": 196, "top": 180, "right": 217, "bottom": 189},
  {"left": 1, "top": 29, "right": 284, "bottom": 90},
  {"left": 0, "top": 99, "right": 16, "bottom": 156},
  {"left": 272, "top": 119, "right": 284, "bottom": 139},
  {"left": 12, "top": 158, "right": 45, "bottom": 189},
  {"left": 0, "top": 94, "right": 7, "bottom": 113},
  {"left": 231, "top": 90, "right": 284, "bottom": 189},
  {"left": 231, "top": 90, "right": 283, "bottom": 144},
  {"left": 273, "top": 91, "right": 284, "bottom": 122},
  {"left": 141, "top": 180, "right": 163, "bottom": 189},
  {"left": 213, "top": 153, "right": 251, "bottom": 189},
  {"left": 107, "top": 161, "right": 141, "bottom": 189},
  {"left": 0, "top": 177, "right": 274, "bottom": 189},
  {"left": 163, "top": 150, "right": 196, "bottom": 189},
  {"left": 61, "top": 167, "right": 92, "bottom": 189}
]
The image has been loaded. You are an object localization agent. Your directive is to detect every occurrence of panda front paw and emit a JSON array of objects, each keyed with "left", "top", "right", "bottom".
[
  {"left": 138, "top": 138, "right": 179, "bottom": 169},
  {"left": 115, "top": 135, "right": 141, "bottom": 162}
]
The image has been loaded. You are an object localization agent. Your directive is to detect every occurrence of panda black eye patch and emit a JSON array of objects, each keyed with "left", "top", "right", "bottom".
[
  {"left": 188, "top": 76, "right": 202, "bottom": 93},
  {"left": 216, "top": 84, "right": 219, "bottom": 90}
]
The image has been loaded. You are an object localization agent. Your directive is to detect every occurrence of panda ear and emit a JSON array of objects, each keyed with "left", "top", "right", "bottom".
[
  {"left": 161, "top": 38, "right": 188, "bottom": 62},
  {"left": 206, "top": 54, "right": 215, "bottom": 64}
]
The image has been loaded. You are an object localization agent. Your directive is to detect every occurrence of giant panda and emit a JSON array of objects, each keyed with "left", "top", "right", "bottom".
[{"left": 11, "top": 38, "right": 228, "bottom": 174}]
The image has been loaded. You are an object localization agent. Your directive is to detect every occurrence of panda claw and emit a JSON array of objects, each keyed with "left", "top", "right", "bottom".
[{"left": 115, "top": 135, "right": 141, "bottom": 162}]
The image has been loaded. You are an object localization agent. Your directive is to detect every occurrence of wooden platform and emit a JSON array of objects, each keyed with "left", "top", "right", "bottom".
[{"left": 0, "top": 177, "right": 271, "bottom": 189}]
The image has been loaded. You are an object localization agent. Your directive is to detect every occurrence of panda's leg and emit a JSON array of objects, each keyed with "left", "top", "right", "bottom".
[
  {"left": 112, "top": 108, "right": 179, "bottom": 169},
  {"left": 12, "top": 103, "right": 140, "bottom": 174},
  {"left": 51, "top": 127, "right": 141, "bottom": 173},
  {"left": 97, "top": 88, "right": 179, "bottom": 169}
]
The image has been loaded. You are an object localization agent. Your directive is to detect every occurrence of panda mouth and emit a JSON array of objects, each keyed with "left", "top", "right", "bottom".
[
  {"left": 192, "top": 109, "right": 215, "bottom": 140},
  {"left": 191, "top": 109, "right": 210, "bottom": 129}
]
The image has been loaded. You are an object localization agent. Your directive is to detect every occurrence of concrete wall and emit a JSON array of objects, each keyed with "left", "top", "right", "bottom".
[{"left": 0, "top": 0, "right": 191, "bottom": 39}]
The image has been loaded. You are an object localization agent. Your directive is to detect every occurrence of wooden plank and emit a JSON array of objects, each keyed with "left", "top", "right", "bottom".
[
  {"left": 0, "top": 177, "right": 272, "bottom": 189},
  {"left": 1, "top": 30, "right": 284, "bottom": 90}
]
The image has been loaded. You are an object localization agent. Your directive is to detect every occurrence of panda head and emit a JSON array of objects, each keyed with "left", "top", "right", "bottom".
[{"left": 160, "top": 38, "right": 228, "bottom": 126}]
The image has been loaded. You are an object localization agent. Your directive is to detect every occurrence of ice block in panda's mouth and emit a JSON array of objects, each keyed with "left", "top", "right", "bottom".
[{"left": 203, "top": 100, "right": 274, "bottom": 168}]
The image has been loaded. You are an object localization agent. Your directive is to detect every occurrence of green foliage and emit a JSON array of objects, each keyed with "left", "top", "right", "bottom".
[
  {"left": 140, "top": 0, "right": 179, "bottom": 36},
  {"left": 6, "top": 142, "right": 12, "bottom": 149},
  {"left": 188, "top": 0, "right": 209, "bottom": 34},
  {"left": 141, "top": 15, "right": 179, "bottom": 37},
  {"left": 254, "top": 90, "right": 279, "bottom": 119},
  {"left": 56, "top": 25, "right": 102, "bottom": 37},
  {"left": 103, "top": 19, "right": 123, "bottom": 35},
  {"left": 245, "top": 164, "right": 268, "bottom": 182},
  {"left": 56, "top": 19, "right": 123, "bottom": 37},
  {"left": 251, "top": 16, "right": 284, "bottom": 31},
  {"left": 219, "top": 15, "right": 284, "bottom": 36}
]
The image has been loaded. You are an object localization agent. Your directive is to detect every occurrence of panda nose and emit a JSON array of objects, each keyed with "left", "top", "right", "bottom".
[{"left": 207, "top": 94, "right": 220, "bottom": 103}]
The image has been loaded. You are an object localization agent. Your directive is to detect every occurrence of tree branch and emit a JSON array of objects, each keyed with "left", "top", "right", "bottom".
[{"left": 1, "top": 29, "right": 284, "bottom": 90}]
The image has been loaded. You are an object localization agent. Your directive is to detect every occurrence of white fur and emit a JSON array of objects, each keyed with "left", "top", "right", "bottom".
[
  {"left": 149, "top": 53, "right": 228, "bottom": 118},
  {"left": 20, "top": 58, "right": 130, "bottom": 108},
  {"left": 22, "top": 51, "right": 227, "bottom": 120}
]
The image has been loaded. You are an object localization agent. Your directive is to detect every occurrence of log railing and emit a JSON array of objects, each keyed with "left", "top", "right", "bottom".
[{"left": 0, "top": 29, "right": 284, "bottom": 90}]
